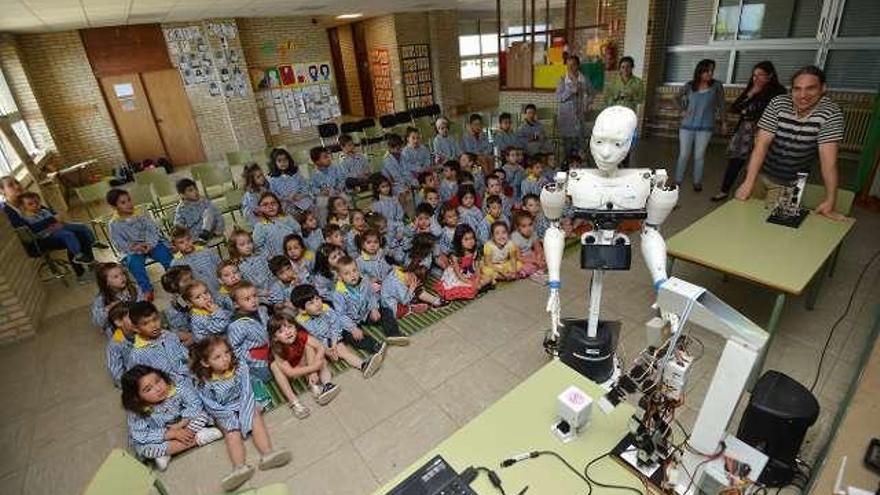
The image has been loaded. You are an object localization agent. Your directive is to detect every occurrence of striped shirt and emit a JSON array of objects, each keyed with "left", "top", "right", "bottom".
[
  {"left": 128, "top": 332, "right": 192, "bottom": 383},
  {"left": 371, "top": 196, "right": 405, "bottom": 226},
  {"left": 173, "top": 198, "right": 224, "bottom": 235},
  {"left": 227, "top": 307, "right": 270, "bottom": 372},
  {"left": 382, "top": 153, "right": 417, "bottom": 194},
  {"left": 759, "top": 95, "right": 844, "bottom": 183},
  {"left": 295, "top": 303, "right": 354, "bottom": 345},
  {"left": 91, "top": 287, "right": 144, "bottom": 337},
  {"left": 252, "top": 215, "right": 302, "bottom": 259},
  {"left": 108, "top": 212, "right": 167, "bottom": 256},
  {"left": 190, "top": 307, "right": 232, "bottom": 342},
  {"left": 268, "top": 174, "right": 312, "bottom": 214},
  {"left": 433, "top": 135, "right": 461, "bottom": 164},
  {"left": 106, "top": 328, "right": 134, "bottom": 388},
  {"left": 127, "top": 381, "right": 210, "bottom": 459},
  {"left": 171, "top": 246, "right": 222, "bottom": 294},
  {"left": 196, "top": 363, "right": 256, "bottom": 436},
  {"left": 331, "top": 278, "right": 380, "bottom": 323},
  {"left": 238, "top": 254, "right": 273, "bottom": 291},
  {"left": 310, "top": 165, "right": 346, "bottom": 197},
  {"left": 402, "top": 145, "right": 432, "bottom": 178},
  {"left": 340, "top": 152, "right": 370, "bottom": 179}
]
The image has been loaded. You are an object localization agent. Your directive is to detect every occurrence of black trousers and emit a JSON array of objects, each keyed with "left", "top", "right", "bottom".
[
  {"left": 36, "top": 230, "right": 95, "bottom": 276},
  {"left": 719, "top": 158, "right": 747, "bottom": 194},
  {"left": 364, "top": 305, "right": 402, "bottom": 337},
  {"left": 343, "top": 328, "right": 383, "bottom": 354}
]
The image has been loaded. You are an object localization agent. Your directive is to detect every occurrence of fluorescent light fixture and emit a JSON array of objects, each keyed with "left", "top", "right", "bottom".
[{"left": 336, "top": 13, "right": 363, "bottom": 19}]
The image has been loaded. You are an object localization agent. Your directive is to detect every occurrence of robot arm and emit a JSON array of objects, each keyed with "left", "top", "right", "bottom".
[
  {"left": 541, "top": 174, "right": 568, "bottom": 348},
  {"left": 641, "top": 173, "right": 679, "bottom": 290}
]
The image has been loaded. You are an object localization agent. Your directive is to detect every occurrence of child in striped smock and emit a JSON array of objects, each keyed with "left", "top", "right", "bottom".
[
  {"left": 215, "top": 260, "right": 241, "bottom": 312},
  {"left": 267, "top": 148, "right": 312, "bottom": 215},
  {"left": 298, "top": 210, "right": 324, "bottom": 252},
  {"left": 311, "top": 243, "right": 345, "bottom": 298},
  {"left": 519, "top": 157, "right": 546, "bottom": 202},
  {"left": 282, "top": 234, "right": 313, "bottom": 285},
  {"left": 91, "top": 262, "right": 144, "bottom": 337},
  {"left": 432, "top": 117, "right": 461, "bottom": 166},
  {"left": 345, "top": 209, "right": 367, "bottom": 257},
  {"left": 252, "top": 192, "right": 302, "bottom": 259},
  {"left": 456, "top": 184, "right": 483, "bottom": 235},
  {"left": 190, "top": 337, "right": 291, "bottom": 492},
  {"left": 367, "top": 212, "right": 407, "bottom": 265},
  {"left": 121, "top": 365, "right": 222, "bottom": 471},
  {"left": 158, "top": 266, "right": 194, "bottom": 347},
  {"left": 478, "top": 195, "right": 510, "bottom": 245},
  {"left": 126, "top": 302, "right": 192, "bottom": 384},
  {"left": 484, "top": 174, "right": 513, "bottom": 220},
  {"left": 381, "top": 134, "right": 417, "bottom": 212},
  {"left": 266, "top": 255, "right": 299, "bottom": 313},
  {"left": 438, "top": 160, "right": 460, "bottom": 204},
  {"left": 327, "top": 196, "right": 351, "bottom": 232},
  {"left": 169, "top": 226, "right": 222, "bottom": 294},
  {"left": 332, "top": 255, "right": 409, "bottom": 346},
  {"left": 291, "top": 284, "right": 386, "bottom": 379},
  {"left": 172, "top": 178, "right": 224, "bottom": 241},
  {"left": 402, "top": 127, "right": 432, "bottom": 180},
  {"left": 268, "top": 313, "right": 339, "bottom": 418},
  {"left": 339, "top": 134, "right": 371, "bottom": 192},
  {"left": 183, "top": 281, "right": 232, "bottom": 343},
  {"left": 228, "top": 229, "right": 272, "bottom": 294},
  {"left": 511, "top": 210, "right": 547, "bottom": 281},
  {"left": 309, "top": 146, "right": 346, "bottom": 226},
  {"left": 106, "top": 302, "right": 135, "bottom": 388},
  {"left": 226, "top": 282, "right": 272, "bottom": 382},
  {"left": 323, "top": 224, "right": 345, "bottom": 250},
  {"left": 355, "top": 229, "right": 393, "bottom": 288},
  {"left": 370, "top": 174, "right": 405, "bottom": 227},
  {"left": 240, "top": 163, "right": 270, "bottom": 226},
  {"left": 435, "top": 205, "right": 459, "bottom": 269}
]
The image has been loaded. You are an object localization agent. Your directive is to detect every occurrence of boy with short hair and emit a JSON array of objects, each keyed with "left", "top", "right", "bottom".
[
  {"left": 332, "top": 256, "right": 409, "bottom": 346},
  {"left": 516, "top": 103, "right": 550, "bottom": 155},
  {"left": 521, "top": 193, "right": 550, "bottom": 239},
  {"left": 173, "top": 178, "right": 224, "bottom": 241},
  {"left": 159, "top": 265, "right": 195, "bottom": 346},
  {"left": 107, "top": 188, "right": 173, "bottom": 296},
  {"left": 439, "top": 160, "right": 460, "bottom": 204},
  {"left": 459, "top": 152, "right": 485, "bottom": 197},
  {"left": 493, "top": 112, "right": 519, "bottom": 158},
  {"left": 18, "top": 191, "right": 96, "bottom": 282},
  {"left": 338, "top": 134, "right": 371, "bottom": 192},
  {"left": 309, "top": 146, "right": 345, "bottom": 226},
  {"left": 414, "top": 170, "right": 438, "bottom": 206},
  {"left": 381, "top": 134, "right": 417, "bottom": 213},
  {"left": 106, "top": 302, "right": 135, "bottom": 388},
  {"left": 169, "top": 226, "right": 222, "bottom": 294},
  {"left": 266, "top": 255, "right": 298, "bottom": 313},
  {"left": 291, "top": 284, "right": 386, "bottom": 378},
  {"left": 484, "top": 173, "right": 513, "bottom": 219},
  {"left": 520, "top": 156, "right": 546, "bottom": 201},
  {"left": 479, "top": 195, "right": 509, "bottom": 244},
  {"left": 215, "top": 260, "right": 241, "bottom": 312},
  {"left": 227, "top": 281, "right": 273, "bottom": 381},
  {"left": 126, "top": 301, "right": 191, "bottom": 383},
  {"left": 502, "top": 147, "right": 526, "bottom": 201},
  {"left": 402, "top": 127, "right": 432, "bottom": 179},
  {"left": 461, "top": 113, "right": 492, "bottom": 156}
]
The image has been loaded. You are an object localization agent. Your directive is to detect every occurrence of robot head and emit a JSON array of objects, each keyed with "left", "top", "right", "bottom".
[{"left": 590, "top": 106, "right": 638, "bottom": 173}]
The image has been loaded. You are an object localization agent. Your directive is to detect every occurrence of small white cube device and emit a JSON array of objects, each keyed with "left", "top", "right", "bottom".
[{"left": 552, "top": 386, "right": 593, "bottom": 443}]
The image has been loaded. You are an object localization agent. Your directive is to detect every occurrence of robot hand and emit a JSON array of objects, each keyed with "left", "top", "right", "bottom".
[{"left": 546, "top": 287, "right": 563, "bottom": 341}]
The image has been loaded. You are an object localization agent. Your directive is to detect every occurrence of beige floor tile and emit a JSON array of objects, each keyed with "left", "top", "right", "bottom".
[
  {"left": 29, "top": 388, "right": 125, "bottom": 458},
  {"left": 158, "top": 438, "right": 234, "bottom": 495},
  {"left": 489, "top": 326, "right": 553, "bottom": 379},
  {"left": 260, "top": 401, "right": 351, "bottom": 473},
  {"left": 327, "top": 361, "right": 425, "bottom": 439},
  {"left": 284, "top": 442, "right": 379, "bottom": 495},
  {"left": 391, "top": 321, "right": 485, "bottom": 391},
  {"left": 21, "top": 427, "right": 125, "bottom": 495},
  {"left": 353, "top": 397, "right": 458, "bottom": 484},
  {"left": 428, "top": 358, "right": 519, "bottom": 426},
  {"left": 0, "top": 469, "right": 25, "bottom": 495},
  {"left": 0, "top": 416, "right": 35, "bottom": 477},
  {"left": 443, "top": 300, "right": 541, "bottom": 354}
]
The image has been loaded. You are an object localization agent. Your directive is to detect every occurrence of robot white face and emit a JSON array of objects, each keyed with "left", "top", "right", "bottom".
[{"left": 590, "top": 106, "right": 638, "bottom": 172}]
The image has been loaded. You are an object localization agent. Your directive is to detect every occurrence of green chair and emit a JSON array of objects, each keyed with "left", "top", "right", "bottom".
[
  {"left": 127, "top": 183, "right": 155, "bottom": 211},
  {"left": 134, "top": 169, "right": 178, "bottom": 214},
  {"left": 214, "top": 187, "right": 245, "bottom": 224},
  {"left": 83, "top": 448, "right": 290, "bottom": 495},
  {"left": 226, "top": 150, "right": 253, "bottom": 167},
  {"left": 197, "top": 165, "right": 236, "bottom": 200},
  {"left": 74, "top": 180, "right": 114, "bottom": 251}
]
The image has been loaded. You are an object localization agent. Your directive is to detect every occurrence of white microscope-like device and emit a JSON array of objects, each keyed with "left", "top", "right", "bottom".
[{"left": 540, "top": 106, "right": 679, "bottom": 383}]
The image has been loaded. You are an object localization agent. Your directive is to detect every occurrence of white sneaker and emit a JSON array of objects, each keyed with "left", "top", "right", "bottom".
[
  {"left": 362, "top": 343, "right": 387, "bottom": 378},
  {"left": 220, "top": 464, "right": 255, "bottom": 492},
  {"left": 196, "top": 427, "right": 223, "bottom": 446},
  {"left": 258, "top": 450, "right": 291, "bottom": 470},
  {"left": 154, "top": 455, "right": 171, "bottom": 472}
]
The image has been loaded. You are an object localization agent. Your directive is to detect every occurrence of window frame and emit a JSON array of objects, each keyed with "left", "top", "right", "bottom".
[
  {"left": 664, "top": 0, "right": 880, "bottom": 91},
  {"left": 0, "top": 67, "right": 38, "bottom": 176},
  {"left": 459, "top": 19, "right": 500, "bottom": 82}
]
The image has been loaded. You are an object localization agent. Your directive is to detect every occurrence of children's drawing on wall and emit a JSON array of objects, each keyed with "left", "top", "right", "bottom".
[
  {"left": 279, "top": 65, "right": 296, "bottom": 86},
  {"left": 308, "top": 64, "right": 320, "bottom": 82},
  {"left": 294, "top": 64, "right": 308, "bottom": 84},
  {"left": 264, "top": 67, "right": 281, "bottom": 89},
  {"left": 319, "top": 63, "right": 332, "bottom": 81}
]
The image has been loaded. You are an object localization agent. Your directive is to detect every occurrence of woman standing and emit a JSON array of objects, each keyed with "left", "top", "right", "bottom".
[
  {"left": 674, "top": 59, "right": 726, "bottom": 191},
  {"left": 555, "top": 55, "right": 594, "bottom": 158},
  {"left": 711, "top": 61, "right": 786, "bottom": 201}
]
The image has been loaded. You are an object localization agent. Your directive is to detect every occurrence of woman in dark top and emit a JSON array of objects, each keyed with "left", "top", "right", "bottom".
[{"left": 711, "top": 61, "right": 787, "bottom": 201}]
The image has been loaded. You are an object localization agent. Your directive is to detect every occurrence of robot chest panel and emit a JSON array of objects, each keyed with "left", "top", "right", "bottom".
[{"left": 568, "top": 172, "right": 651, "bottom": 210}]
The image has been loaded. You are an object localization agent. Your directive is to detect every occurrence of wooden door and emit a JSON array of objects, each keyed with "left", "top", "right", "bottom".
[
  {"left": 141, "top": 70, "right": 205, "bottom": 166},
  {"left": 327, "top": 28, "right": 351, "bottom": 115},
  {"left": 352, "top": 21, "right": 375, "bottom": 117},
  {"left": 99, "top": 74, "right": 165, "bottom": 163}
]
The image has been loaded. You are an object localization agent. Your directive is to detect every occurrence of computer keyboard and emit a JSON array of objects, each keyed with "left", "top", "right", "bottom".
[{"left": 385, "top": 455, "right": 477, "bottom": 495}]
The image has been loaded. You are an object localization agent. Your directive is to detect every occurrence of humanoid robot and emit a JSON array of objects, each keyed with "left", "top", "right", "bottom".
[{"left": 540, "top": 106, "right": 679, "bottom": 383}]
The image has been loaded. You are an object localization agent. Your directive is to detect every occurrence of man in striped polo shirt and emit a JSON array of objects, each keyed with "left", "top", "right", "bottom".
[{"left": 735, "top": 66, "right": 846, "bottom": 220}]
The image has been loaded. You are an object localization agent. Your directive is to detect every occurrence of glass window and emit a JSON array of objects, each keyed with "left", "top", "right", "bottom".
[
  {"left": 825, "top": 50, "right": 880, "bottom": 90},
  {"left": 714, "top": 0, "right": 741, "bottom": 41},
  {"left": 461, "top": 59, "right": 482, "bottom": 80},
  {"left": 838, "top": 0, "right": 880, "bottom": 38},
  {"left": 664, "top": 51, "right": 730, "bottom": 83},
  {"left": 0, "top": 133, "right": 20, "bottom": 174},
  {"left": 459, "top": 35, "right": 481, "bottom": 58},
  {"left": 0, "top": 67, "right": 37, "bottom": 173},
  {"left": 459, "top": 19, "right": 499, "bottom": 80},
  {"left": 733, "top": 50, "right": 816, "bottom": 84},
  {"left": 669, "top": 0, "right": 715, "bottom": 45},
  {"left": 736, "top": 0, "right": 820, "bottom": 40},
  {"left": 482, "top": 57, "right": 499, "bottom": 76},
  {"left": 481, "top": 34, "right": 499, "bottom": 54}
]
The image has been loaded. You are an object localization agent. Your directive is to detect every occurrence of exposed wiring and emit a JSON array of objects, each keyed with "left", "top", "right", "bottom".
[
  {"left": 500, "top": 450, "right": 592, "bottom": 494},
  {"left": 584, "top": 451, "right": 646, "bottom": 495},
  {"left": 809, "top": 248, "right": 880, "bottom": 392}
]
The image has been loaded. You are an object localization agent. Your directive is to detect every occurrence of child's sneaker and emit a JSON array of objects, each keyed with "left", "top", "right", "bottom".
[
  {"left": 315, "top": 382, "right": 340, "bottom": 405},
  {"left": 408, "top": 303, "right": 429, "bottom": 314},
  {"left": 361, "top": 343, "right": 387, "bottom": 378},
  {"left": 258, "top": 450, "right": 291, "bottom": 470},
  {"left": 385, "top": 335, "right": 410, "bottom": 346},
  {"left": 195, "top": 426, "right": 223, "bottom": 446},
  {"left": 288, "top": 401, "right": 310, "bottom": 419},
  {"left": 154, "top": 455, "right": 171, "bottom": 472},
  {"left": 430, "top": 298, "right": 450, "bottom": 309},
  {"left": 72, "top": 253, "right": 95, "bottom": 265},
  {"left": 221, "top": 464, "right": 255, "bottom": 491}
]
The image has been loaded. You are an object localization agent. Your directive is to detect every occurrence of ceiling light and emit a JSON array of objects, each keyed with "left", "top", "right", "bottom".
[{"left": 335, "top": 13, "right": 363, "bottom": 19}]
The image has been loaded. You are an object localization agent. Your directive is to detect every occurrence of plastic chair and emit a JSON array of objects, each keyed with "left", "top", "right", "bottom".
[
  {"left": 226, "top": 150, "right": 253, "bottom": 167},
  {"left": 134, "top": 169, "right": 178, "bottom": 213},
  {"left": 197, "top": 165, "right": 236, "bottom": 200},
  {"left": 127, "top": 183, "right": 155, "bottom": 211},
  {"left": 74, "top": 180, "right": 114, "bottom": 251},
  {"left": 359, "top": 118, "right": 385, "bottom": 151},
  {"left": 15, "top": 227, "right": 73, "bottom": 286},
  {"left": 318, "top": 123, "right": 341, "bottom": 152}
]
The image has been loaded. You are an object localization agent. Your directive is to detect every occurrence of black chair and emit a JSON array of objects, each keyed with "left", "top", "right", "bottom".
[
  {"left": 394, "top": 110, "right": 413, "bottom": 126},
  {"left": 378, "top": 114, "right": 398, "bottom": 131},
  {"left": 358, "top": 118, "right": 385, "bottom": 149},
  {"left": 409, "top": 106, "right": 429, "bottom": 119},
  {"left": 317, "top": 122, "right": 341, "bottom": 152},
  {"left": 15, "top": 227, "right": 73, "bottom": 286},
  {"left": 340, "top": 121, "right": 361, "bottom": 135},
  {"left": 426, "top": 104, "right": 441, "bottom": 118}
]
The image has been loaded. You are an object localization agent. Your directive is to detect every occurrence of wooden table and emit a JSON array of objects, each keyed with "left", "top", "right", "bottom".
[
  {"left": 374, "top": 361, "right": 645, "bottom": 494},
  {"left": 666, "top": 199, "right": 855, "bottom": 371}
]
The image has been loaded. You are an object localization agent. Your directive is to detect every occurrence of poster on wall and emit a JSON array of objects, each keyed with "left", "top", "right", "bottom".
[
  {"left": 371, "top": 48, "right": 395, "bottom": 115},
  {"left": 251, "top": 61, "right": 340, "bottom": 136},
  {"left": 279, "top": 65, "right": 296, "bottom": 86},
  {"left": 164, "top": 22, "right": 250, "bottom": 99},
  {"left": 399, "top": 43, "right": 434, "bottom": 110}
]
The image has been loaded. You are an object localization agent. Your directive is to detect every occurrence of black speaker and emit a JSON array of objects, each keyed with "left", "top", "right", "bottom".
[{"left": 736, "top": 371, "right": 820, "bottom": 487}]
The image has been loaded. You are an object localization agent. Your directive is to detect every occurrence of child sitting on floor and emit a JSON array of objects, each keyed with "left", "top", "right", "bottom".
[
  {"left": 228, "top": 229, "right": 272, "bottom": 293},
  {"left": 435, "top": 224, "right": 494, "bottom": 301},
  {"left": 226, "top": 281, "right": 272, "bottom": 383},
  {"left": 456, "top": 184, "right": 483, "bottom": 235},
  {"left": 283, "top": 234, "right": 313, "bottom": 285},
  {"left": 492, "top": 113, "right": 519, "bottom": 159},
  {"left": 253, "top": 192, "right": 302, "bottom": 258},
  {"left": 190, "top": 336, "right": 291, "bottom": 491},
  {"left": 312, "top": 243, "right": 345, "bottom": 298},
  {"left": 380, "top": 260, "right": 447, "bottom": 318},
  {"left": 266, "top": 255, "right": 299, "bottom": 313},
  {"left": 414, "top": 170, "right": 438, "bottom": 207},
  {"left": 241, "top": 163, "right": 270, "bottom": 226},
  {"left": 332, "top": 255, "right": 410, "bottom": 346},
  {"left": 158, "top": 266, "right": 194, "bottom": 346},
  {"left": 323, "top": 224, "right": 345, "bottom": 249},
  {"left": 106, "top": 302, "right": 135, "bottom": 388},
  {"left": 327, "top": 195, "right": 351, "bottom": 231},
  {"left": 482, "top": 221, "right": 521, "bottom": 282},
  {"left": 484, "top": 173, "right": 513, "bottom": 219},
  {"left": 298, "top": 210, "right": 324, "bottom": 252},
  {"left": 309, "top": 146, "right": 345, "bottom": 225},
  {"left": 356, "top": 228, "right": 393, "bottom": 288},
  {"left": 511, "top": 211, "right": 547, "bottom": 281},
  {"left": 106, "top": 188, "right": 173, "bottom": 296},
  {"left": 216, "top": 260, "right": 241, "bottom": 312},
  {"left": 91, "top": 262, "right": 143, "bottom": 337},
  {"left": 267, "top": 147, "right": 312, "bottom": 215},
  {"left": 268, "top": 313, "right": 339, "bottom": 418},
  {"left": 438, "top": 160, "right": 460, "bottom": 204},
  {"left": 369, "top": 173, "right": 404, "bottom": 227},
  {"left": 520, "top": 155, "right": 546, "bottom": 202},
  {"left": 432, "top": 117, "right": 461, "bottom": 166},
  {"left": 345, "top": 209, "right": 367, "bottom": 257},
  {"left": 478, "top": 195, "right": 509, "bottom": 244},
  {"left": 127, "top": 301, "right": 192, "bottom": 383},
  {"left": 173, "top": 178, "right": 224, "bottom": 241},
  {"left": 121, "top": 365, "right": 222, "bottom": 471},
  {"left": 501, "top": 146, "right": 526, "bottom": 201},
  {"left": 170, "top": 226, "right": 222, "bottom": 294},
  {"left": 183, "top": 280, "right": 231, "bottom": 343},
  {"left": 435, "top": 205, "right": 459, "bottom": 268},
  {"left": 291, "top": 284, "right": 386, "bottom": 378},
  {"left": 339, "top": 134, "right": 370, "bottom": 192}
]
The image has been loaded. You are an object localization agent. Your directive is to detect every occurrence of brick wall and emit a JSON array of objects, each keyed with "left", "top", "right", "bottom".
[
  {"left": 16, "top": 31, "right": 126, "bottom": 175},
  {"left": 462, "top": 79, "right": 499, "bottom": 112},
  {"left": 0, "top": 34, "right": 56, "bottom": 155},
  {"left": 336, "top": 24, "right": 365, "bottom": 116},
  {"left": 238, "top": 16, "right": 334, "bottom": 146},
  {"left": 162, "top": 19, "right": 266, "bottom": 161},
  {"left": 427, "top": 11, "right": 465, "bottom": 115},
  {"left": 363, "top": 15, "right": 403, "bottom": 114},
  {"left": 640, "top": 0, "right": 671, "bottom": 134},
  {"left": 0, "top": 213, "right": 45, "bottom": 344}
]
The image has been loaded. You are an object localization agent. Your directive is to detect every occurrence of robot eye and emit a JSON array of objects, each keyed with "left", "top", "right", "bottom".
[{"left": 615, "top": 142, "right": 622, "bottom": 148}]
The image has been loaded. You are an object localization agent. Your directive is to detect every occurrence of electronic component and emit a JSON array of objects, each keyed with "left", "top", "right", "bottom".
[
  {"left": 385, "top": 455, "right": 477, "bottom": 495},
  {"left": 865, "top": 438, "right": 880, "bottom": 473},
  {"left": 552, "top": 386, "right": 593, "bottom": 443}
]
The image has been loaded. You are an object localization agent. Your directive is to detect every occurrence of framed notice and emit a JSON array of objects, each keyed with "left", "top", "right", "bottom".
[
  {"left": 399, "top": 43, "right": 434, "bottom": 110},
  {"left": 371, "top": 48, "right": 395, "bottom": 115}
]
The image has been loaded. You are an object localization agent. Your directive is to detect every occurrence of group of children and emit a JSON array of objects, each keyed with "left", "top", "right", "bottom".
[{"left": 92, "top": 107, "right": 585, "bottom": 490}]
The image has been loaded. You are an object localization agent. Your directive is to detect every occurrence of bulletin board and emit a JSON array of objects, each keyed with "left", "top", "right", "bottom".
[
  {"left": 399, "top": 44, "right": 434, "bottom": 109},
  {"left": 371, "top": 48, "right": 395, "bottom": 115},
  {"left": 163, "top": 22, "right": 249, "bottom": 98},
  {"left": 252, "top": 63, "right": 341, "bottom": 136}
]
